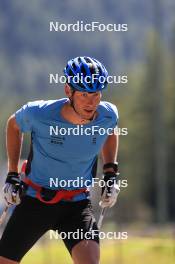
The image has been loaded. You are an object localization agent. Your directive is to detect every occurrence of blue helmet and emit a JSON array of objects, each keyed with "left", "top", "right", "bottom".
[{"left": 64, "top": 56, "right": 108, "bottom": 92}]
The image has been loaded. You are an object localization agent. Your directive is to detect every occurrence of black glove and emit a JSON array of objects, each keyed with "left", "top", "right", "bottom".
[
  {"left": 3, "top": 172, "right": 26, "bottom": 205},
  {"left": 101, "top": 171, "right": 119, "bottom": 196}
]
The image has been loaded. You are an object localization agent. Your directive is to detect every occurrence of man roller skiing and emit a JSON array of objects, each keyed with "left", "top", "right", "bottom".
[{"left": 0, "top": 56, "right": 120, "bottom": 264}]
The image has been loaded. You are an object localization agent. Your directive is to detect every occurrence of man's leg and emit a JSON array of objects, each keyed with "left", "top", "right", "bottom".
[
  {"left": 56, "top": 200, "right": 100, "bottom": 264},
  {"left": 0, "top": 256, "right": 18, "bottom": 264},
  {"left": 0, "top": 196, "right": 54, "bottom": 263},
  {"left": 72, "top": 240, "right": 100, "bottom": 264}
]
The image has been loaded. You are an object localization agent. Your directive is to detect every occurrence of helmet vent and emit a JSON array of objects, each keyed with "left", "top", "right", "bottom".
[
  {"left": 72, "top": 62, "right": 77, "bottom": 71},
  {"left": 68, "top": 68, "right": 74, "bottom": 77},
  {"left": 84, "top": 57, "right": 92, "bottom": 63},
  {"left": 89, "top": 64, "right": 95, "bottom": 75},
  {"left": 81, "top": 65, "right": 87, "bottom": 77},
  {"left": 97, "top": 66, "right": 102, "bottom": 76},
  {"left": 78, "top": 57, "right": 81, "bottom": 64}
]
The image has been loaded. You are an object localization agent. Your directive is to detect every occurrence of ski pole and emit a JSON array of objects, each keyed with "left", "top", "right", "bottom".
[
  {"left": 98, "top": 207, "right": 107, "bottom": 229},
  {"left": 0, "top": 205, "right": 10, "bottom": 225},
  {"left": 85, "top": 207, "right": 107, "bottom": 246}
]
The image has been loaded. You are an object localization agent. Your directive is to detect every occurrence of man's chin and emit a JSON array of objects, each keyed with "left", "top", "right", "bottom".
[{"left": 81, "top": 112, "right": 94, "bottom": 120}]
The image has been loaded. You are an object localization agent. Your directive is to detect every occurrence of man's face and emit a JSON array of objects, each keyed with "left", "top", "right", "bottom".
[{"left": 73, "top": 91, "right": 102, "bottom": 119}]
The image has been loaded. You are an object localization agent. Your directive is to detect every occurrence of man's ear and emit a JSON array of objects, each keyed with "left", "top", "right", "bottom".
[{"left": 65, "top": 83, "right": 73, "bottom": 98}]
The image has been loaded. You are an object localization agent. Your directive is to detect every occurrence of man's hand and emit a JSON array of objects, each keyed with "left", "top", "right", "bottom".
[
  {"left": 99, "top": 171, "right": 120, "bottom": 208},
  {"left": 3, "top": 172, "right": 24, "bottom": 205}
]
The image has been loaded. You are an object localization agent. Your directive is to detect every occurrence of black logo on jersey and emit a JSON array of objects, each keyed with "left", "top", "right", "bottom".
[
  {"left": 50, "top": 136, "right": 65, "bottom": 145},
  {"left": 92, "top": 137, "right": 97, "bottom": 144},
  {"left": 92, "top": 131, "right": 98, "bottom": 144}
]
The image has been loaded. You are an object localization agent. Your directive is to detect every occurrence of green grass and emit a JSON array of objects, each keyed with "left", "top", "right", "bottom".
[{"left": 21, "top": 236, "right": 175, "bottom": 264}]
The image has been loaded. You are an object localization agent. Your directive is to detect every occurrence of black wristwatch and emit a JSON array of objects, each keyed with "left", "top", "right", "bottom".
[
  {"left": 103, "top": 162, "right": 119, "bottom": 173},
  {"left": 6, "top": 172, "right": 20, "bottom": 185}
]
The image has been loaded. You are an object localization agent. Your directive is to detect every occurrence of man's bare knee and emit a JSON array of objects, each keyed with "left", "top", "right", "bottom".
[
  {"left": 0, "top": 256, "right": 19, "bottom": 264},
  {"left": 72, "top": 240, "right": 100, "bottom": 264}
]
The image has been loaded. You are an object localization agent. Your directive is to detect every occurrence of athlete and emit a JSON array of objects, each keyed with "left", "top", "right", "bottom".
[{"left": 0, "top": 56, "right": 120, "bottom": 264}]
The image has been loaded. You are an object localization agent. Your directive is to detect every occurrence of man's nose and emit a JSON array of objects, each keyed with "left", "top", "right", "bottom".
[{"left": 86, "top": 97, "right": 96, "bottom": 107}]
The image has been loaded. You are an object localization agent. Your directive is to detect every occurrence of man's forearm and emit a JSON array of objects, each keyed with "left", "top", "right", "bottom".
[
  {"left": 6, "top": 115, "right": 23, "bottom": 172},
  {"left": 101, "top": 134, "right": 119, "bottom": 172}
]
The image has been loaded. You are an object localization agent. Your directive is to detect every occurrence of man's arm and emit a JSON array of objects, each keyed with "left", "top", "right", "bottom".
[
  {"left": 101, "top": 133, "right": 119, "bottom": 171},
  {"left": 6, "top": 114, "right": 23, "bottom": 173},
  {"left": 100, "top": 133, "right": 120, "bottom": 208}
]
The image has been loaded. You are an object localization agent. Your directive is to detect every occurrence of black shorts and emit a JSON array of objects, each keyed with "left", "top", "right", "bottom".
[{"left": 0, "top": 195, "right": 99, "bottom": 262}]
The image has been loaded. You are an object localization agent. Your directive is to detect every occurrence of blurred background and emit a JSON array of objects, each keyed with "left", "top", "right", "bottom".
[{"left": 0, "top": 0, "right": 175, "bottom": 263}]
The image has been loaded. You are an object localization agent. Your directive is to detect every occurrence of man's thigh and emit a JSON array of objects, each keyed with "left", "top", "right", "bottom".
[
  {"left": 56, "top": 200, "right": 100, "bottom": 257},
  {"left": 0, "top": 196, "right": 53, "bottom": 262},
  {"left": 0, "top": 256, "right": 19, "bottom": 264}
]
